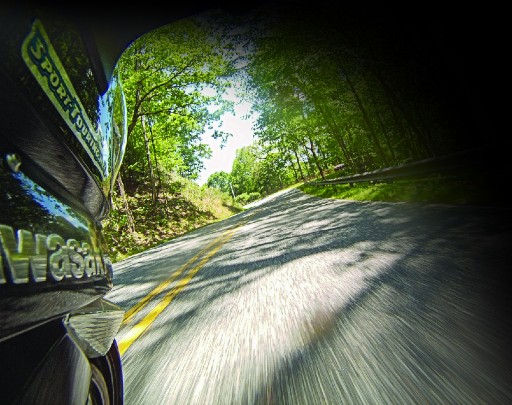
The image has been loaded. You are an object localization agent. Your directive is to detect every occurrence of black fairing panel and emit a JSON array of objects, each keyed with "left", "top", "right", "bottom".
[
  {"left": 0, "top": 8, "right": 109, "bottom": 219},
  {"left": 0, "top": 155, "right": 113, "bottom": 340},
  {"left": 0, "top": 7, "right": 120, "bottom": 340},
  {"left": 17, "top": 334, "right": 92, "bottom": 404},
  {"left": 0, "top": 6, "right": 130, "bottom": 220},
  {"left": 0, "top": 319, "right": 91, "bottom": 405}
]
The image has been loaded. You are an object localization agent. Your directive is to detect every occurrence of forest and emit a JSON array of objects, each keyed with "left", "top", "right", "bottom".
[{"left": 101, "top": 4, "right": 494, "bottom": 261}]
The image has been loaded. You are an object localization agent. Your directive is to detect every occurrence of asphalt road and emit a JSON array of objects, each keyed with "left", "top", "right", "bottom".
[{"left": 106, "top": 188, "right": 511, "bottom": 404}]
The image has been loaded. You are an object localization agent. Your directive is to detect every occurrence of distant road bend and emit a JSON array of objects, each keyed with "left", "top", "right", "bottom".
[{"left": 106, "top": 188, "right": 512, "bottom": 404}]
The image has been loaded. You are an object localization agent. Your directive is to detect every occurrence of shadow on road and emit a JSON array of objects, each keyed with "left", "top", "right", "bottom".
[{"left": 112, "top": 188, "right": 511, "bottom": 404}]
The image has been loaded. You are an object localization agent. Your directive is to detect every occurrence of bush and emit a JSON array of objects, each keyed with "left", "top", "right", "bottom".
[
  {"left": 102, "top": 171, "right": 244, "bottom": 262},
  {"left": 234, "top": 192, "right": 261, "bottom": 205}
]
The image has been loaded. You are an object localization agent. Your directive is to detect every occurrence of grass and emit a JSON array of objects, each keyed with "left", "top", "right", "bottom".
[
  {"left": 103, "top": 174, "right": 244, "bottom": 262},
  {"left": 298, "top": 173, "right": 499, "bottom": 207}
]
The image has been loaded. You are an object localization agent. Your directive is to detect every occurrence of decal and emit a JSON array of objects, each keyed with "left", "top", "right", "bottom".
[
  {"left": 0, "top": 224, "right": 105, "bottom": 285},
  {"left": 21, "top": 19, "right": 106, "bottom": 177}
]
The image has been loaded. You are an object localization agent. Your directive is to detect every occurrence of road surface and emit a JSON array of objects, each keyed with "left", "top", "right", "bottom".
[{"left": 106, "top": 188, "right": 511, "bottom": 404}]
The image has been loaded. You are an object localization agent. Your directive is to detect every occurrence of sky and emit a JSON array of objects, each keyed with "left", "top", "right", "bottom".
[{"left": 197, "top": 96, "right": 256, "bottom": 186}]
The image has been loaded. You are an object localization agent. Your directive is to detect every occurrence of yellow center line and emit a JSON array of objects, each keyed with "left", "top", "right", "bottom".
[
  {"left": 117, "top": 221, "right": 246, "bottom": 356},
  {"left": 122, "top": 230, "right": 232, "bottom": 325}
]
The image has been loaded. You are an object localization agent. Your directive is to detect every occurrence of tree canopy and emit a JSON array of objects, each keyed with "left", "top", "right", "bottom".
[
  {"left": 106, "top": 4, "right": 486, "bottom": 249},
  {"left": 116, "top": 14, "right": 240, "bottom": 197}
]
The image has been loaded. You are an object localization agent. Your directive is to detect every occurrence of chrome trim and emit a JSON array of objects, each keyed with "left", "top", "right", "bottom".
[{"left": 64, "top": 298, "right": 124, "bottom": 358}]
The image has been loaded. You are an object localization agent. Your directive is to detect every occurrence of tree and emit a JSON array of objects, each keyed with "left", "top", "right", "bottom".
[
  {"left": 230, "top": 145, "right": 259, "bottom": 195},
  {"left": 117, "top": 16, "right": 237, "bottom": 196},
  {"left": 206, "top": 171, "right": 231, "bottom": 194},
  {"left": 240, "top": 3, "right": 469, "bottom": 182}
]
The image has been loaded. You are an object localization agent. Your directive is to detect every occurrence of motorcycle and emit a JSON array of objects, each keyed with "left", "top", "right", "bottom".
[{"left": 0, "top": 4, "right": 215, "bottom": 404}]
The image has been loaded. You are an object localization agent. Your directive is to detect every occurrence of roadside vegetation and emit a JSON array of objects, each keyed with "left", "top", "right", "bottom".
[
  {"left": 102, "top": 173, "right": 243, "bottom": 262},
  {"left": 102, "top": 5, "right": 498, "bottom": 262},
  {"left": 298, "top": 175, "right": 494, "bottom": 206},
  {"left": 103, "top": 169, "right": 494, "bottom": 262}
]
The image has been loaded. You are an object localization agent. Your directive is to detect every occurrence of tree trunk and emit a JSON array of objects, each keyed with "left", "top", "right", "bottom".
[
  {"left": 367, "top": 85, "right": 397, "bottom": 162},
  {"left": 289, "top": 159, "right": 299, "bottom": 182},
  {"left": 117, "top": 173, "right": 135, "bottom": 234},
  {"left": 315, "top": 101, "right": 357, "bottom": 171},
  {"left": 293, "top": 149, "right": 305, "bottom": 181},
  {"left": 372, "top": 71, "right": 424, "bottom": 160},
  {"left": 341, "top": 66, "right": 390, "bottom": 167},
  {"left": 141, "top": 116, "right": 157, "bottom": 205},
  {"left": 305, "top": 138, "right": 325, "bottom": 180},
  {"left": 148, "top": 122, "right": 162, "bottom": 200}
]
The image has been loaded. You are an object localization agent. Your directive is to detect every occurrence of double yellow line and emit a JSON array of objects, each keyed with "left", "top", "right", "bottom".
[{"left": 117, "top": 219, "right": 248, "bottom": 356}]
